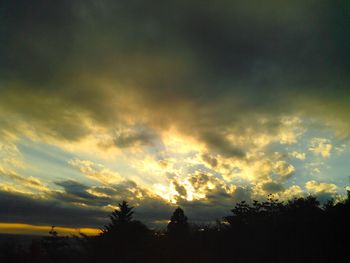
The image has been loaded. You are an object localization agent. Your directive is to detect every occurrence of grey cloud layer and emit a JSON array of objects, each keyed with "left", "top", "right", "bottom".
[
  {"left": 2, "top": 0, "right": 349, "bottom": 86},
  {"left": 0, "top": 190, "right": 108, "bottom": 227},
  {"left": 1, "top": 0, "right": 350, "bottom": 147}
]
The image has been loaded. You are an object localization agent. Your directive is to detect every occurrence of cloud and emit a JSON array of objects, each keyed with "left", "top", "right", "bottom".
[
  {"left": 309, "top": 138, "right": 333, "bottom": 158},
  {"left": 262, "top": 181, "right": 285, "bottom": 194},
  {"left": 201, "top": 153, "right": 218, "bottom": 168},
  {"left": 1, "top": 0, "right": 349, "bottom": 154},
  {"left": 253, "top": 181, "right": 304, "bottom": 201},
  {"left": 0, "top": 140, "right": 23, "bottom": 167},
  {"left": 335, "top": 144, "right": 347, "bottom": 155},
  {"left": 274, "top": 161, "right": 295, "bottom": 179},
  {"left": 69, "top": 159, "right": 123, "bottom": 184},
  {"left": 0, "top": 178, "right": 172, "bottom": 228},
  {"left": 0, "top": 188, "right": 108, "bottom": 228},
  {"left": 1, "top": 0, "right": 350, "bottom": 227},
  {"left": 305, "top": 180, "right": 337, "bottom": 202},
  {"left": 0, "top": 90, "right": 92, "bottom": 142},
  {"left": 289, "top": 151, "right": 306, "bottom": 161},
  {"left": 0, "top": 167, "right": 48, "bottom": 192},
  {"left": 53, "top": 176, "right": 160, "bottom": 211},
  {"left": 155, "top": 171, "right": 253, "bottom": 212},
  {"left": 201, "top": 132, "right": 246, "bottom": 158},
  {"left": 305, "top": 180, "right": 337, "bottom": 194},
  {"left": 114, "top": 126, "right": 158, "bottom": 148},
  {"left": 53, "top": 180, "right": 112, "bottom": 207}
]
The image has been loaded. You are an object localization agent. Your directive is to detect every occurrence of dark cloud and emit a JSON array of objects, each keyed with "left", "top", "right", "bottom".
[
  {"left": 2, "top": 0, "right": 349, "bottom": 85},
  {"left": 262, "top": 181, "right": 285, "bottom": 194},
  {"left": 1, "top": 0, "right": 350, "bottom": 146},
  {"left": 201, "top": 153, "right": 218, "bottom": 168},
  {"left": 172, "top": 181, "right": 187, "bottom": 199},
  {"left": 53, "top": 180, "right": 111, "bottom": 207},
  {"left": 231, "top": 186, "right": 252, "bottom": 203},
  {"left": 0, "top": 185, "right": 170, "bottom": 228},
  {"left": 0, "top": 0, "right": 76, "bottom": 84},
  {"left": 103, "top": 180, "right": 153, "bottom": 202},
  {"left": 0, "top": 181, "right": 171, "bottom": 228},
  {"left": 0, "top": 190, "right": 108, "bottom": 227},
  {"left": 114, "top": 127, "right": 158, "bottom": 148},
  {"left": 0, "top": 91, "right": 91, "bottom": 141},
  {"left": 188, "top": 173, "right": 211, "bottom": 190},
  {"left": 201, "top": 132, "right": 245, "bottom": 158},
  {"left": 53, "top": 179, "right": 156, "bottom": 208},
  {"left": 55, "top": 180, "right": 95, "bottom": 199},
  {"left": 133, "top": 199, "right": 175, "bottom": 226}
]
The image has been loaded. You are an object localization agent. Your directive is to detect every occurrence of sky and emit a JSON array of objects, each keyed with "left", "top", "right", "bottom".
[{"left": 1, "top": 0, "right": 350, "bottom": 234}]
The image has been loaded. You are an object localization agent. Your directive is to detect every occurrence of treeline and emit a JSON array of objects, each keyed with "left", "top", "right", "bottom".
[{"left": 1, "top": 193, "right": 350, "bottom": 263}]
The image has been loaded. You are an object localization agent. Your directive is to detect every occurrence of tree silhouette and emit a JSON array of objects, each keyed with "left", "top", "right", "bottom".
[
  {"left": 2, "top": 194, "right": 350, "bottom": 263},
  {"left": 167, "top": 207, "right": 189, "bottom": 237},
  {"left": 103, "top": 201, "right": 134, "bottom": 232},
  {"left": 87, "top": 201, "right": 151, "bottom": 263}
]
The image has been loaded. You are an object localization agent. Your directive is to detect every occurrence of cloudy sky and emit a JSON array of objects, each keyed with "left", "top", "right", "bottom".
[{"left": 1, "top": 0, "right": 350, "bottom": 234}]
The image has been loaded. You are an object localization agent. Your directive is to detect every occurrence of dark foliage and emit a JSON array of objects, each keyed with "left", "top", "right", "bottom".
[
  {"left": 167, "top": 207, "right": 189, "bottom": 237},
  {"left": 1, "top": 195, "right": 350, "bottom": 263}
]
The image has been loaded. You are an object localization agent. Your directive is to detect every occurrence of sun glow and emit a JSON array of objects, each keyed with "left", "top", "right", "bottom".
[{"left": 0, "top": 223, "right": 100, "bottom": 236}]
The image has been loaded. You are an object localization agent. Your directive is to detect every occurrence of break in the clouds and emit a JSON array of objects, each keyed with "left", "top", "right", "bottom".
[{"left": 0, "top": 0, "right": 350, "bottom": 229}]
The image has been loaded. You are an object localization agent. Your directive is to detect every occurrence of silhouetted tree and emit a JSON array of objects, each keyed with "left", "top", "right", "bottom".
[
  {"left": 2, "top": 194, "right": 350, "bottom": 263},
  {"left": 167, "top": 207, "right": 189, "bottom": 237},
  {"left": 83, "top": 201, "right": 151, "bottom": 263},
  {"left": 103, "top": 201, "right": 134, "bottom": 232}
]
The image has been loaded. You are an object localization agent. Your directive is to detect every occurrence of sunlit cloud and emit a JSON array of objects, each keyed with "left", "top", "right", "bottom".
[
  {"left": 274, "top": 161, "right": 295, "bottom": 179},
  {"left": 289, "top": 151, "right": 306, "bottom": 161},
  {"left": 0, "top": 166, "right": 49, "bottom": 193},
  {"left": 309, "top": 138, "right": 333, "bottom": 158},
  {"left": 69, "top": 159, "right": 123, "bottom": 185},
  {"left": 1, "top": 0, "right": 350, "bottom": 230},
  {"left": 305, "top": 180, "right": 337, "bottom": 195}
]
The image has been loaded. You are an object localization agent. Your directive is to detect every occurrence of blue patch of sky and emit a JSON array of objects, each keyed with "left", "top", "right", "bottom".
[
  {"left": 16, "top": 138, "right": 90, "bottom": 188},
  {"left": 262, "top": 122, "right": 350, "bottom": 192}
]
